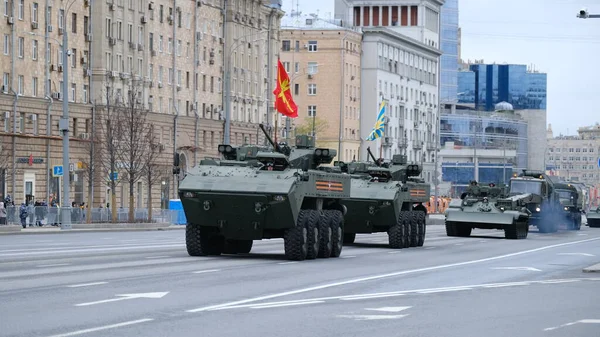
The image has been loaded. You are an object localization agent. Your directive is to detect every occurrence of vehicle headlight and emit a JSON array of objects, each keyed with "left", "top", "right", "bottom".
[
  {"left": 535, "top": 207, "right": 541, "bottom": 212},
  {"left": 564, "top": 206, "right": 568, "bottom": 211},
  {"left": 499, "top": 207, "right": 505, "bottom": 212}
]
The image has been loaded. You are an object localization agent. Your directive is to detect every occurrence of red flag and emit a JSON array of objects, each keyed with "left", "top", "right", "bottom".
[{"left": 273, "top": 60, "right": 298, "bottom": 118}]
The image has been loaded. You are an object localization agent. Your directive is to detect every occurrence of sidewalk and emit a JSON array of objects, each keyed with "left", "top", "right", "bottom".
[
  {"left": 428, "top": 213, "right": 445, "bottom": 225},
  {"left": 0, "top": 223, "right": 185, "bottom": 235}
]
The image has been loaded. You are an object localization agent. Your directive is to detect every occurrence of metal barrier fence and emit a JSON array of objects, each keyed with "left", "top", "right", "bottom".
[{"left": 1, "top": 206, "right": 187, "bottom": 226}]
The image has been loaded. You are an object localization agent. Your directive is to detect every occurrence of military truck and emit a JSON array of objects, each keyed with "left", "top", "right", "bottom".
[
  {"left": 178, "top": 125, "right": 351, "bottom": 261},
  {"left": 445, "top": 182, "right": 531, "bottom": 239},
  {"left": 553, "top": 182, "right": 583, "bottom": 230},
  {"left": 508, "top": 170, "right": 562, "bottom": 233},
  {"left": 335, "top": 148, "right": 430, "bottom": 249}
]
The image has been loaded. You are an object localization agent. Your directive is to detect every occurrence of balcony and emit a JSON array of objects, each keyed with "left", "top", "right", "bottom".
[
  {"left": 383, "top": 136, "right": 393, "bottom": 147},
  {"left": 397, "top": 138, "right": 408, "bottom": 148},
  {"left": 413, "top": 141, "right": 423, "bottom": 150},
  {"left": 426, "top": 141, "right": 436, "bottom": 151}
]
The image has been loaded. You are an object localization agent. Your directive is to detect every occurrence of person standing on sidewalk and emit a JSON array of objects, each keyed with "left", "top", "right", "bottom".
[
  {"left": 0, "top": 201, "right": 6, "bottom": 225},
  {"left": 19, "top": 203, "right": 28, "bottom": 228}
]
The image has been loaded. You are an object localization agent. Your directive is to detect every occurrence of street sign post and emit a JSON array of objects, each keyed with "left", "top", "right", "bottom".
[{"left": 52, "top": 165, "right": 64, "bottom": 177}]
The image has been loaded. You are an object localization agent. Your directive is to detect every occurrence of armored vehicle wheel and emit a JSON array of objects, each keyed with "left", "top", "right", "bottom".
[
  {"left": 186, "top": 224, "right": 224, "bottom": 256},
  {"left": 402, "top": 212, "right": 412, "bottom": 248},
  {"left": 408, "top": 212, "right": 419, "bottom": 247},
  {"left": 317, "top": 212, "right": 333, "bottom": 258},
  {"left": 305, "top": 210, "right": 321, "bottom": 260},
  {"left": 416, "top": 211, "right": 426, "bottom": 246},
  {"left": 504, "top": 219, "right": 529, "bottom": 239},
  {"left": 445, "top": 220, "right": 457, "bottom": 237},
  {"left": 327, "top": 210, "right": 344, "bottom": 258},
  {"left": 589, "top": 219, "right": 600, "bottom": 228},
  {"left": 343, "top": 233, "right": 356, "bottom": 244},
  {"left": 388, "top": 212, "right": 407, "bottom": 249},
  {"left": 284, "top": 210, "right": 309, "bottom": 261},
  {"left": 224, "top": 239, "right": 253, "bottom": 254},
  {"left": 456, "top": 225, "right": 472, "bottom": 237}
]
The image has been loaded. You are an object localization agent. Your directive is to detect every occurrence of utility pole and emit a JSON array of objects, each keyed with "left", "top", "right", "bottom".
[{"left": 59, "top": 2, "right": 72, "bottom": 230}]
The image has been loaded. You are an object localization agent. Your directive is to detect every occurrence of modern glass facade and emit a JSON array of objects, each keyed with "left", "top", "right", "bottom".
[
  {"left": 440, "top": 112, "right": 529, "bottom": 196},
  {"left": 457, "top": 64, "right": 547, "bottom": 111},
  {"left": 440, "top": 0, "right": 459, "bottom": 103}
]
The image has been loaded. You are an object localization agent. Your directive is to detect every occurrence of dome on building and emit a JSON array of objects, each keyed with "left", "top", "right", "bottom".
[{"left": 495, "top": 101, "right": 514, "bottom": 111}]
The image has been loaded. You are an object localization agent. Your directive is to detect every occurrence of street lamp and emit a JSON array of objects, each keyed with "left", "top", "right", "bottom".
[
  {"left": 577, "top": 8, "right": 600, "bottom": 18},
  {"left": 223, "top": 30, "right": 269, "bottom": 145}
]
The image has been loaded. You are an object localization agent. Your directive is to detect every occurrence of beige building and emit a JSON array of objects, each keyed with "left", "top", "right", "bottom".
[
  {"left": 279, "top": 13, "right": 362, "bottom": 162},
  {"left": 0, "top": 0, "right": 283, "bottom": 210},
  {"left": 546, "top": 123, "right": 600, "bottom": 184}
]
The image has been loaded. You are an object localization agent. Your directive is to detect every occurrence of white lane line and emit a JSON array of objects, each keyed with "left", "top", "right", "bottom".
[
  {"left": 66, "top": 282, "right": 108, "bottom": 288},
  {"left": 145, "top": 256, "right": 171, "bottom": 259},
  {"left": 47, "top": 318, "right": 154, "bottom": 337},
  {"left": 418, "top": 287, "right": 472, "bottom": 294},
  {"left": 192, "top": 269, "right": 221, "bottom": 274},
  {"left": 37, "top": 263, "right": 70, "bottom": 268},
  {"left": 365, "top": 306, "right": 411, "bottom": 313},
  {"left": 337, "top": 314, "right": 408, "bottom": 320},
  {"left": 479, "top": 240, "right": 488, "bottom": 243},
  {"left": 388, "top": 251, "right": 401, "bottom": 254},
  {"left": 425, "top": 247, "right": 436, "bottom": 250},
  {"left": 577, "top": 234, "right": 589, "bottom": 236},
  {"left": 455, "top": 243, "right": 464, "bottom": 246},
  {"left": 341, "top": 256, "right": 357, "bottom": 259},
  {"left": 340, "top": 294, "right": 405, "bottom": 301},
  {"left": 557, "top": 253, "right": 595, "bottom": 257},
  {"left": 543, "top": 319, "right": 600, "bottom": 331},
  {"left": 580, "top": 319, "right": 600, "bottom": 324},
  {"left": 186, "top": 236, "right": 600, "bottom": 313},
  {"left": 249, "top": 300, "right": 324, "bottom": 309},
  {"left": 278, "top": 262, "right": 298, "bottom": 265}
]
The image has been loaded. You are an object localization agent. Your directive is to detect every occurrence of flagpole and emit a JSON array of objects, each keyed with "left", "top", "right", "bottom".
[{"left": 273, "top": 56, "right": 280, "bottom": 145}]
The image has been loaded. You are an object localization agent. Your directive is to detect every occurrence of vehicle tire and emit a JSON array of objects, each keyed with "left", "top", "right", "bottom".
[
  {"left": 284, "top": 210, "right": 309, "bottom": 261},
  {"left": 416, "top": 211, "right": 426, "bottom": 246},
  {"left": 235, "top": 240, "right": 253, "bottom": 254},
  {"left": 317, "top": 212, "right": 333, "bottom": 258},
  {"left": 388, "top": 212, "right": 406, "bottom": 249},
  {"left": 343, "top": 233, "right": 356, "bottom": 244},
  {"left": 408, "top": 212, "right": 419, "bottom": 247},
  {"left": 504, "top": 219, "right": 528, "bottom": 239},
  {"left": 305, "top": 210, "right": 320, "bottom": 260},
  {"left": 186, "top": 224, "right": 224, "bottom": 256},
  {"left": 456, "top": 225, "right": 472, "bottom": 237},
  {"left": 328, "top": 210, "right": 344, "bottom": 258},
  {"left": 445, "top": 220, "right": 457, "bottom": 237}
]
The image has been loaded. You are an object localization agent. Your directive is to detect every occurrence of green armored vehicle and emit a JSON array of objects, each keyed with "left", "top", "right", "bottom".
[
  {"left": 178, "top": 124, "right": 350, "bottom": 261},
  {"left": 554, "top": 182, "right": 583, "bottom": 230},
  {"left": 509, "top": 170, "right": 562, "bottom": 233},
  {"left": 445, "top": 182, "right": 531, "bottom": 239},
  {"left": 335, "top": 148, "right": 430, "bottom": 249},
  {"left": 586, "top": 207, "right": 600, "bottom": 227}
]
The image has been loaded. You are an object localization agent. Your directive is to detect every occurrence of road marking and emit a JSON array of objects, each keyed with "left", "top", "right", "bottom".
[
  {"left": 66, "top": 282, "right": 108, "bottom": 288},
  {"left": 75, "top": 292, "right": 169, "bottom": 307},
  {"left": 278, "top": 262, "right": 298, "bottom": 265},
  {"left": 558, "top": 253, "right": 595, "bottom": 257},
  {"left": 196, "top": 277, "right": 600, "bottom": 312},
  {"left": 577, "top": 233, "right": 589, "bottom": 236},
  {"left": 341, "top": 256, "right": 356, "bottom": 258},
  {"left": 337, "top": 314, "right": 408, "bottom": 320},
  {"left": 492, "top": 267, "right": 542, "bottom": 272},
  {"left": 544, "top": 319, "right": 600, "bottom": 331},
  {"left": 186, "top": 237, "right": 600, "bottom": 313},
  {"left": 425, "top": 247, "right": 436, "bottom": 250},
  {"left": 37, "top": 263, "right": 70, "bottom": 268},
  {"left": 47, "top": 318, "right": 154, "bottom": 337},
  {"left": 455, "top": 243, "right": 464, "bottom": 246},
  {"left": 250, "top": 300, "right": 324, "bottom": 309},
  {"left": 365, "top": 306, "right": 411, "bottom": 313},
  {"left": 479, "top": 240, "right": 488, "bottom": 243},
  {"left": 192, "top": 269, "right": 221, "bottom": 274},
  {"left": 388, "top": 251, "right": 401, "bottom": 254},
  {"left": 145, "top": 256, "right": 171, "bottom": 259}
]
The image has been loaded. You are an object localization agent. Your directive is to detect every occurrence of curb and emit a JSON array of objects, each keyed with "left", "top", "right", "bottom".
[
  {"left": 427, "top": 215, "right": 445, "bottom": 226},
  {"left": 583, "top": 263, "right": 600, "bottom": 273},
  {"left": 0, "top": 224, "right": 186, "bottom": 235}
]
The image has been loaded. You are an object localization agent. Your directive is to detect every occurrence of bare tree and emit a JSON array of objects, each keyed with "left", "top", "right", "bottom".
[
  {"left": 0, "top": 135, "right": 10, "bottom": 173},
  {"left": 98, "top": 83, "right": 123, "bottom": 223},
  {"left": 77, "top": 123, "right": 102, "bottom": 223},
  {"left": 117, "top": 80, "right": 150, "bottom": 223},
  {"left": 142, "top": 127, "right": 169, "bottom": 222}
]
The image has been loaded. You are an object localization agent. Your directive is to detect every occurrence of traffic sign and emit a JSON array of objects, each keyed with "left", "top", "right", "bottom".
[
  {"left": 597, "top": 157, "right": 600, "bottom": 169},
  {"left": 110, "top": 172, "right": 118, "bottom": 181},
  {"left": 52, "top": 165, "right": 64, "bottom": 177}
]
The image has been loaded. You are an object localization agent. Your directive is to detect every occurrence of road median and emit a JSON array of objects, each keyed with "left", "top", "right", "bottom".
[{"left": 0, "top": 223, "right": 185, "bottom": 234}]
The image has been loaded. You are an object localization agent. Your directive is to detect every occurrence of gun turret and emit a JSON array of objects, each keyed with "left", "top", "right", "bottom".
[
  {"left": 218, "top": 144, "right": 270, "bottom": 161},
  {"left": 366, "top": 147, "right": 380, "bottom": 166},
  {"left": 389, "top": 156, "right": 422, "bottom": 183}
]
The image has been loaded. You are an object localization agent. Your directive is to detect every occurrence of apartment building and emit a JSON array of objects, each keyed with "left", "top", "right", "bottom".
[
  {"left": 279, "top": 13, "right": 362, "bottom": 162},
  {"left": 335, "top": 0, "right": 443, "bottom": 185},
  {"left": 0, "top": 0, "right": 283, "bottom": 209}
]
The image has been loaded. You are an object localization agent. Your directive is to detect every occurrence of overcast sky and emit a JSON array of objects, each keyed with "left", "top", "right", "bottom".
[{"left": 281, "top": 0, "right": 600, "bottom": 136}]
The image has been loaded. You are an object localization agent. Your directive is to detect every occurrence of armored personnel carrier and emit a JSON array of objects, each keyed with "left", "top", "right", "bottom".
[
  {"left": 508, "top": 170, "right": 562, "bottom": 233},
  {"left": 335, "top": 148, "right": 430, "bottom": 249},
  {"left": 178, "top": 124, "right": 351, "bottom": 261},
  {"left": 586, "top": 207, "right": 600, "bottom": 227},
  {"left": 553, "top": 182, "right": 583, "bottom": 230},
  {"left": 444, "top": 182, "right": 531, "bottom": 239}
]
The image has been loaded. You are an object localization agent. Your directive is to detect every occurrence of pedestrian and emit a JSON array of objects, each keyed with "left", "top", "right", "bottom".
[
  {"left": 19, "top": 203, "right": 28, "bottom": 228},
  {"left": 0, "top": 201, "right": 6, "bottom": 225}
]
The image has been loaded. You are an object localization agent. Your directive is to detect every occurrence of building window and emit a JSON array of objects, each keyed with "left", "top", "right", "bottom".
[
  {"left": 32, "top": 114, "right": 38, "bottom": 135},
  {"left": 32, "top": 2, "right": 38, "bottom": 23},
  {"left": 281, "top": 40, "right": 290, "bottom": 51},
  {"left": 32, "top": 77, "right": 37, "bottom": 97},
  {"left": 83, "top": 85, "right": 88, "bottom": 103},
  {"left": 158, "top": 35, "right": 163, "bottom": 52},
  {"left": 308, "top": 83, "right": 317, "bottom": 95},
  {"left": 17, "top": 75, "right": 23, "bottom": 95},
  {"left": 307, "top": 62, "right": 318, "bottom": 74},
  {"left": 283, "top": 61, "right": 290, "bottom": 72},
  {"left": 32, "top": 40, "right": 38, "bottom": 60},
  {"left": 71, "top": 48, "right": 76, "bottom": 67},
  {"left": 18, "top": 0, "right": 23, "bottom": 20},
  {"left": 2, "top": 73, "right": 8, "bottom": 92},
  {"left": 70, "top": 83, "right": 75, "bottom": 102},
  {"left": 308, "top": 105, "right": 316, "bottom": 117},
  {"left": 3, "top": 34, "right": 9, "bottom": 55},
  {"left": 58, "top": 9, "right": 64, "bottom": 29},
  {"left": 71, "top": 13, "right": 77, "bottom": 33},
  {"left": 18, "top": 37, "right": 23, "bottom": 58},
  {"left": 294, "top": 83, "right": 299, "bottom": 95},
  {"left": 295, "top": 62, "right": 299, "bottom": 73},
  {"left": 308, "top": 40, "right": 317, "bottom": 52}
]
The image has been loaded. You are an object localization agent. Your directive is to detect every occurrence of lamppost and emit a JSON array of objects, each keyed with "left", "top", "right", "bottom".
[{"left": 223, "top": 30, "right": 269, "bottom": 145}]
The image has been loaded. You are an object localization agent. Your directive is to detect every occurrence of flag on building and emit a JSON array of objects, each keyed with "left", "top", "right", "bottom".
[
  {"left": 273, "top": 59, "right": 298, "bottom": 118},
  {"left": 365, "top": 101, "right": 386, "bottom": 141}
]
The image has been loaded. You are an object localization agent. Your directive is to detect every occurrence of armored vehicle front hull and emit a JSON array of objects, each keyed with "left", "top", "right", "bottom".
[{"left": 587, "top": 211, "right": 600, "bottom": 228}]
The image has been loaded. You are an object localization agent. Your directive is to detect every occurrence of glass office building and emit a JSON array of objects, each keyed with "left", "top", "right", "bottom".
[
  {"left": 457, "top": 64, "right": 547, "bottom": 111},
  {"left": 440, "top": 0, "right": 459, "bottom": 103},
  {"left": 440, "top": 109, "right": 529, "bottom": 196}
]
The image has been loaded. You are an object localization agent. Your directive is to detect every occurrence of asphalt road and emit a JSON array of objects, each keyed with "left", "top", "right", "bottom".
[{"left": 1, "top": 224, "right": 599, "bottom": 337}]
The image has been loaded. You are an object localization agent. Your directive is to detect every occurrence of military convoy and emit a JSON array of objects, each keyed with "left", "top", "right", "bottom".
[
  {"left": 553, "top": 181, "right": 583, "bottom": 230},
  {"left": 178, "top": 125, "right": 350, "bottom": 261},
  {"left": 335, "top": 147, "right": 429, "bottom": 248},
  {"left": 444, "top": 182, "right": 531, "bottom": 239}
]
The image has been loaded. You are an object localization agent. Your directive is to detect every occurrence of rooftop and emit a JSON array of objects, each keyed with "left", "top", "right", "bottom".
[{"left": 281, "top": 12, "right": 346, "bottom": 30}]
